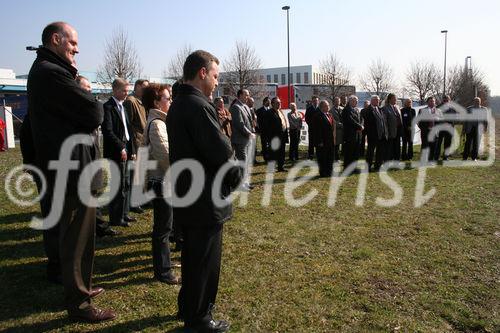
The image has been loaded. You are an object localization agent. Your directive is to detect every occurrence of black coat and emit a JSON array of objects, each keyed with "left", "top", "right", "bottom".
[
  {"left": 401, "top": 107, "right": 416, "bottom": 130},
  {"left": 341, "top": 105, "right": 363, "bottom": 143},
  {"left": 362, "top": 105, "right": 388, "bottom": 141},
  {"left": 26, "top": 47, "right": 103, "bottom": 194},
  {"left": 255, "top": 106, "right": 267, "bottom": 135},
  {"left": 166, "top": 84, "right": 242, "bottom": 227},
  {"left": 262, "top": 108, "right": 289, "bottom": 144},
  {"left": 312, "top": 112, "right": 335, "bottom": 148},
  {"left": 102, "top": 97, "right": 136, "bottom": 161},
  {"left": 305, "top": 105, "right": 320, "bottom": 127}
]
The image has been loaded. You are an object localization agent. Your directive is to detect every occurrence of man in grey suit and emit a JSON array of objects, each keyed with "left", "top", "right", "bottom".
[
  {"left": 382, "top": 93, "right": 403, "bottom": 161},
  {"left": 329, "top": 97, "right": 343, "bottom": 162},
  {"left": 230, "top": 89, "right": 255, "bottom": 191}
]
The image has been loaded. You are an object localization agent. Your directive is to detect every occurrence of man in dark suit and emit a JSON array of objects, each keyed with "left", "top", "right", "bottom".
[
  {"left": 329, "top": 97, "right": 343, "bottom": 162},
  {"left": 436, "top": 95, "right": 457, "bottom": 160},
  {"left": 382, "top": 93, "right": 403, "bottom": 161},
  {"left": 463, "top": 97, "right": 488, "bottom": 161},
  {"left": 167, "top": 50, "right": 242, "bottom": 333},
  {"left": 102, "top": 78, "right": 136, "bottom": 227},
  {"left": 263, "top": 97, "right": 289, "bottom": 172},
  {"left": 342, "top": 95, "right": 363, "bottom": 172},
  {"left": 363, "top": 95, "right": 388, "bottom": 171},
  {"left": 305, "top": 95, "right": 320, "bottom": 159},
  {"left": 255, "top": 96, "right": 271, "bottom": 161},
  {"left": 313, "top": 100, "right": 335, "bottom": 177},
  {"left": 400, "top": 98, "right": 416, "bottom": 160},
  {"left": 26, "top": 21, "right": 115, "bottom": 323}
]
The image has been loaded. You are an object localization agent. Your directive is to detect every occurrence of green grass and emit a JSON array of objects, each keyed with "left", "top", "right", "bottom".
[{"left": 0, "top": 126, "right": 499, "bottom": 332}]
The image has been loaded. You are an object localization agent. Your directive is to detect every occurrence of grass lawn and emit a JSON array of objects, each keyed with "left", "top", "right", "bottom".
[{"left": 0, "top": 124, "right": 499, "bottom": 332}]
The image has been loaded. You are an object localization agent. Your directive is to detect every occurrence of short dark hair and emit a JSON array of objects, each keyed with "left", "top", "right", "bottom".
[
  {"left": 183, "top": 50, "right": 220, "bottom": 81},
  {"left": 262, "top": 96, "right": 270, "bottom": 104},
  {"left": 237, "top": 89, "right": 247, "bottom": 98},
  {"left": 385, "top": 93, "right": 396, "bottom": 105},
  {"left": 271, "top": 97, "right": 280, "bottom": 105},
  {"left": 42, "top": 22, "right": 68, "bottom": 47},
  {"left": 134, "top": 79, "right": 149, "bottom": 90},
  {"left": 426, "top": 96, "right": 435, "bottom": 103},
  {"left": 214, "top": 97, "right": 224, "bottom": 104},
  {"left": 142, "top": 83, "right": 171, "bottom": 111},
  {"left": 311, "top": 95, "right": 319, "bottom": 100},
  {"left": 112, "top": 78, "right": 128, "bottom": 91}
]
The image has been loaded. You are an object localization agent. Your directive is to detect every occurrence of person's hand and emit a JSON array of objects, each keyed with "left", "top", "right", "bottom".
[
  {"left": 131, "top": 154, "right": 136, "bottom": 161},
  {"left": 250, "top": 133, "right": 256, "bottom": 139},
  {"left": 121, "top": 149, "right": 128, "bottom": 162}
]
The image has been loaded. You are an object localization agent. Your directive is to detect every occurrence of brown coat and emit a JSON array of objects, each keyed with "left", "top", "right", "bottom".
[
  {"left": 124, "top": 94, "right": 147, "bottom": 150},
  {"left": 218, "top": 107, "right": 232, "bottom": 138}
]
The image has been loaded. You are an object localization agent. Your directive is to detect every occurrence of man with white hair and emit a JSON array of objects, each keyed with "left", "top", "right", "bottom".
[
  {"left": 342, "top": 95, "right": 363, "bottom": 171},
  {"left": 363, "top": 95, "right": 388, "bottom": 171}
]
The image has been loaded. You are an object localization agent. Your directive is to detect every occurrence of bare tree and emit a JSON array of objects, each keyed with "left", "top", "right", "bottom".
[
  {"left": 318, "top": 53, "right": 352, "bottom": 102},
  {"left": 222, "top": 41, "right": 263, "bottom": 97},
  {"left": 405, "top": 61, "right": 442, "bottom": 105},
  {"left": 165, "top": 44, "right": 192, "bottom": 80},
  {"left": 359, "top": 58, "right": 395, "bottom": 100},
  {"left": 97, "top": 27, "right": 142, "bottom": 83},
  {"left": 446, "top": 64, "right": 490, "bottom": 107}
]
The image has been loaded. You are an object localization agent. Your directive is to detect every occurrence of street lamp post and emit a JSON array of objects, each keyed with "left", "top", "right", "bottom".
[
  {"left": 441, "top": 30, "right": 448, "bottom": 98},
  {"left": 466, "top": 56, "right": 477, "bottom": 98},
  {"left": 282, "top": 5, "right": 291, "bottom": 107}
]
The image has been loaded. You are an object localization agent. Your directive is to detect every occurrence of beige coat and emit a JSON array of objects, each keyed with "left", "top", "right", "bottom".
[
  {"left": 124, "top": 94, "right": 147, "bottom": 151},
  {"left": 143, "top": 108, "right": 169, "bottom": 181}
]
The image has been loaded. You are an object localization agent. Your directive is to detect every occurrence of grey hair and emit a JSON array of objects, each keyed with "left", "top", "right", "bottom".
[
  {"left": 348, "top": 95, "right": 358, "bottom": 102},
  {"left": 370, "top": 95, "right": 380, "bottom": 101}
]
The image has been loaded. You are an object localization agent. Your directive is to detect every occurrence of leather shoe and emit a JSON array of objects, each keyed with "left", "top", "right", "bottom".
[
  {"left": 97, "top": 227, "right": 121, "bottom": 237},
  {"left": 156, "top": 273, "right": 181, "bottom": 285},
  {"left": 124, "top": 215, "right": 137, "bottom": 222},
  {"left": 90, "top": 287, "right": 104, "bottom": 298},
  {"left": 69, "top": 306, "right": 116, "bottom": 323},
  {"left": 130, "top": 206, "right": 145, "bottom": 214},
  {"left": 185, "top": 319, "right": 230, "bottom": 333}
]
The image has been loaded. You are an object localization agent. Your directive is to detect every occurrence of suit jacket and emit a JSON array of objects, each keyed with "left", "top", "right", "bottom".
[
  {"left": 230, "top": 99, "right": 253, "bottom": 145},
  {"left": 363, "top": 105, "right": 388, "bottom": 141},
  {"left": 305, "top": 105, "right": 320, "bottom": 127},
  {"left": 382, "top": 104, "right": 402, "bottom": 139},
  {"left": 124, "top": 94, "right": 147, "bottom": 150},
  {"left": 166, "top": 84, "right": 242, "bottom": 227},
  {"left": 263, "top": 108, "right": 289, "bottom": 144},
  {"left": 463, "top": 106, "right": 488, "bottom": 134},
  {"left": 313, "top": 111, "right": 336, "bottom": 148},
  {"left": 341, "top": 105, "right": 363, "bottom": 143},
  {"left": 255, "top": 106, "right": 268, "bottom": 134},
  {"left": 27, "top": 47, "right": 103, "bottom": 194},
  {"left": 401, "top": 107, "right": 416, "bottom": 130},
  {"left": 102, "top": 97, "right": 136, "bottom": 161},
  {"left": 329, "top": 106, "right": 343, "bottom": 145}
]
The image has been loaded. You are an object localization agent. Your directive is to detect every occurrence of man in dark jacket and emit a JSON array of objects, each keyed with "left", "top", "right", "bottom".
[
  {"left": 166, "top": 50, "right": 241, "bottom": 333},
  {"left": 263, "top": 97, "right": 289, "bottom": 172},
  {"left": 329, "top": 97, "right": 343, "bottom": 162},
  {"left": 436, "top": 95, "right": 456, "bottom": 160},
  {"left": 342, "top": 95, "right": 363, "bottom": 172},
  {"left": 363, "top": 95, "right": 388, "bottom": 171},
  {"left": 102, "top": 78, "right": 137, "bottom": 227},
  {"left": 382, "top": 93, "right": 403, "bottom": 161},
  {"left": 255, "top": 96, "right": 271, "bottom": 161},
  {"left": 313, "top": 100, "right": 335, "bottom": 177},
  {"left": 305, "top": 96, "right": 320, "bottom": 159},
  {"left": 400, "top": 98, "right": 416, "bottom": 160},
  {"left": 27, "top": 22, "right": 115, "bottom": 322}
]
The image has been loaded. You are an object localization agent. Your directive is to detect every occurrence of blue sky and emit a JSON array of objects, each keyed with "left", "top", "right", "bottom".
[{"left": 1, "top": 0, "right": 499, "bottom": 94}]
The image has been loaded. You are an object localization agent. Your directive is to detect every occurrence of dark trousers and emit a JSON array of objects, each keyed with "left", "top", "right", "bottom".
[
  {"left": 260, "top": 135, "right": 269, "bottom": 161},
  {"left": 420, "top": 128, "right": 438, "bottom": 161},
  {"left": 317, "top": 146, "right": 334, "bottom": 177},
  {"left": 307, "top": 130, "right": 315, "bottom": 159},
  {"left": 108, "top": 160, "right": 130, "bottom": 225},
  {"left": 333, "top": 145, "right": 340, "bottom": 162},
  {"left": 359, "top": 133, "right": 366, "bottom": 157},
  {"left": 269, "top": 133, "right": 286, "bottom": 170},
  {"left": 148, "top": 180, "right": 174, "bottom": 278},
  {"left": 178, "top": 224, "right": 223, "bottom": 325},
  {"left": 437, "top": 128, "right": 454, "bottom": 159},
  {"left": 401, "top": 128, "right": 413, "bottom": 160},
  {"left": 463, "top": 127, "right": 481, "bottom": 160},
  {"left": 366, "top": 138, "right": 386, "bottom": 170},
  {"left": 343, "top": 138, "right": 360, "bottom": 170},
  {"left": 289, "top": 128, "right": 300, "bottom": 161},
  {"left": 387, "top": 135, "right": 401, "bottom": 161},
  {"left": 59, "top": 196, "right": 96, "bottom": 313}
]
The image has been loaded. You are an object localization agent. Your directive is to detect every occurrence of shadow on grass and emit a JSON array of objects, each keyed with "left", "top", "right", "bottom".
[{"left": 0, "top": 212, "right": 39, "bottom": 225}]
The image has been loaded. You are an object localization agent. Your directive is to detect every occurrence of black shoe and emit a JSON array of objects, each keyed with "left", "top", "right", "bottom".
[
  {"left": 97, "top": 227, "right": 121, "bottom": 237},
  {"left": 110, "top": 221, "right": 130, "bottom": 227},
  {"left": 124, "top": 215, "right": 137, "bottom": 222},
  {"left": 130, "top": 206, "right": 144, "bottom": 214},
  {"left": 277, "top": 168, "right": 287, "bottom": 172},
  {"left": 185, "top": 319, "right": 230, "bottom": 333}
]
